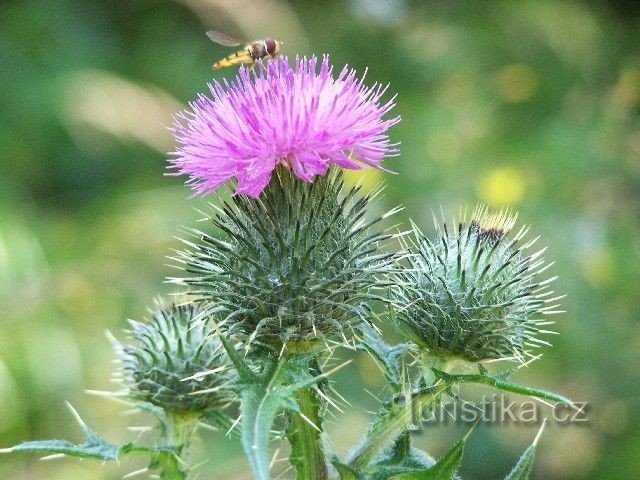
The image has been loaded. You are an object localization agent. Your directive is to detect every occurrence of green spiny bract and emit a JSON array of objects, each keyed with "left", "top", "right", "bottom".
[
  {"left": 391, "top": 206, "right": 561, "bottom": 363},
  {"left": 172, "top": 167, "right": 397, "bottom": 349},
  {"left": 118, "top": 301, "right": 232, "bottom": 413}
]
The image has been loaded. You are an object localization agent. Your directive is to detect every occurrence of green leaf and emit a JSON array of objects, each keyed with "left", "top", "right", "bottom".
[
  {"left": 392, "top": 422, "right": 476, "bottom": 480},
  {"left": 240, "top": 358, "right": 284, "bottom": 480},
  {"left": 240, "top": 354, "right": 336, "bottom": 480},
  {"left": 357, "top": 323, "right": 412, "bottom": 392},
  {"left": 201, "top": 411, "right": 241, "bottom": 438},
  {"left": 0, "top": 438, "right": 124, "bottom": 461},
  {"left": 348, "top": 383, "right": 449, "bottom": 471},
  {"left": 348, "top": 400, "right": 412, "bottom": 469},
  {"left": 505, "top": 420, "right": 546, "bottom": 480},
  {"left": 384, "top": 432, "right": 412, "bottom": 465},
  {"left": 0, "top": 403, "right": 158, "bottom": 461},
  {"left": 373, "top": 433, "right": 436, "bottom": 472},
  {"left": 217, "top": 331, "right": 254, "bottom": 382},
  {"left": 433, "top": 369, "right": 573, "bottom": 405},
  {"left": 332, "top": 458, "right": 364, "bottom": 480}
]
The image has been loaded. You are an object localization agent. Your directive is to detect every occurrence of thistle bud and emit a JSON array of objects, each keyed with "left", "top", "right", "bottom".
[
  {"left": 392, "top": 206, "right": 561, "bottom": 363},
  {"left": 117, "top": 301, "right": 232, "bottom": 413},
  {"left": 172, "top": 168, "right": 396, "bottom": 349}
]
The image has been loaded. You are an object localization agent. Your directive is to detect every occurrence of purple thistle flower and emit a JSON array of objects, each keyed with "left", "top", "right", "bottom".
[{"left": 169, "top": 55, "right": 399, "bottom": 197}]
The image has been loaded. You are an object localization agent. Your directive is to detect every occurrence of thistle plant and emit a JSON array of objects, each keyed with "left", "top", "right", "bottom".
[{"left": 3, "top": 53, "right": 577, "bottom": 480}]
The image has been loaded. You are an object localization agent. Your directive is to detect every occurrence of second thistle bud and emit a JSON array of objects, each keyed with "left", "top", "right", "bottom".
[
  {"left": 116, "top": 301, "right": 232, "bottom": 414},
  {"left": 392, "top": 206, "right": 561, "bottom": 364}
]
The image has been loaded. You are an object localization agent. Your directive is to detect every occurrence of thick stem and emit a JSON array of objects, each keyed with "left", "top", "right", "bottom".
[
  {"left": 156, "top": 411, "right": 200, "bottom": 480},
  {"left": 235, "top": 348, "right": 335, "bottom": 480},
  {"left": 286, "top": 386, "right": 328, "bottom": 480},
  {"left": 348, "top": 384, "right": 448, "bottom": 469}
]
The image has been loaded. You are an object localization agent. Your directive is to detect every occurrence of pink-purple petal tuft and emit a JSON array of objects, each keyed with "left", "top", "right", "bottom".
[{"left": 168, "top": 55, "right": 399, "bottom": 197}]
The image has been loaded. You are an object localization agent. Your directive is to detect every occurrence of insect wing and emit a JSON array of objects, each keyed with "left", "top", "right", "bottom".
[{"left": 206, "top": 30, "right": 243, "bottom": 47}]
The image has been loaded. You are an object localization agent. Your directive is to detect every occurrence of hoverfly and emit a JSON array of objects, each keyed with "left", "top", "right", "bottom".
[{"left": 206, "top": 30, "right": 282, "bottom": 70}]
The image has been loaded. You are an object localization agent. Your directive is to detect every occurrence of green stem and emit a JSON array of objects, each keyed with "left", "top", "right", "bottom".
[
  {"left": 234, "top": 348, "right": 336, "bottom": 480},
  {"left": 286, "top": 386, "right": 328, "bottom": 480},
  {"left": 155, "top": 411, "right": 200, "bottom": 480},
  {"left": 348, "top": 383, "right": 448, "bottom": 469},
  {"left": 434, "top": 370, "right": 574, "bottom": 405}
]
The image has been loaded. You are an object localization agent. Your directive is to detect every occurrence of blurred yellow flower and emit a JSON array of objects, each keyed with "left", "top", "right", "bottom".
[{"left": 476, "top": 166, "right": 527, "bottom": 206}]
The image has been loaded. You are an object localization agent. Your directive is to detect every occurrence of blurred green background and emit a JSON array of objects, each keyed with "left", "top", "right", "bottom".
[{"left": 1, "top": 1, "right": 639, "bottom": 479}]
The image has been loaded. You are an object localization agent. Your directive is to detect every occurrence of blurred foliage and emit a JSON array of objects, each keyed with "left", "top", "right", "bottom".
[{"left": 0, "top": 0, "right": 639, "bottom": 479}]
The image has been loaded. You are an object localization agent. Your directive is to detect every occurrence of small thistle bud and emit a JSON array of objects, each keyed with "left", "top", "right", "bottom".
[
  {"left": 392, "top": 206, "right": 562, "bottom": 363},
  {"left": 117, "top": 301, "right": 232, "bottom": 413},
  {"left": 172, "top": 168, "right": 396, "bottom": 349}
]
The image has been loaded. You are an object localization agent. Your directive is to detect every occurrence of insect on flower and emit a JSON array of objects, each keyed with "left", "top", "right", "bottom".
[{"left": 206, "top": 30, "right": 282, "bottom": 70}]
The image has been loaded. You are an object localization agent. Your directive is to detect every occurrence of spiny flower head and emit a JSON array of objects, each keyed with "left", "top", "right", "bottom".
[
  {"left": 391, "top": 205, "right": 562, "bottom": 363},
  {"left": 115, "top": 301, "right": 233, "bottom": 413},
  {"left": 172, "top": 168, "right": 398, "bottom": 349},
  {"left": 169, "top": 55, "right": 399, "bottom": 198}
]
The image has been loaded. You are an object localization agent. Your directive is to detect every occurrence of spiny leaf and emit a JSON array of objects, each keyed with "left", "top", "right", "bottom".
[
  {"left": 348, "top": 383, "right": 448, "bottom": 471},
  {"left": 504, "top": 420, "right": 546, "bottom": 480},
  {"left": 373, "top": 432, "right": 436, "bottom": 472},
  {"left": 240, "top": 354, "right": 328, "bottom": 480},
  {"left": 347, "top": 401, "right": 412, "bottom": 469},
  {"left": 391, "top": 422, "right": 476, "bottom": 479},
  {"left": 384, "top": 432, "right": 412, "bottom": 465},
  {"left": 0, "top": 438, "right": 124, "bottom": 461},
  {"left": 240, "top": 359, "right": 284, "bottom": 480},
  {"left": 0, "top": 403, "right": 159, "bottom": 461},
  {"left": 357, "top": 323, "right": 413, "bottom": 391},
  {"left": 283, "top": 358, "right": 353, "bottom": 396},
  {"left": 201, "top": 411, "right": 241, "bottom": 438},
  {"left": 333, "top": 458, "right": 364, "bottom": 480},
  {"left": 217, "top": 331, "right": 254, "bottom": 381}
]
